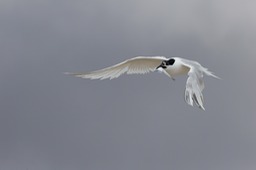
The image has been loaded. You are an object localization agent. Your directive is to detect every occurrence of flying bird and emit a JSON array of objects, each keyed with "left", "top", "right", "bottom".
[{"left": 66, "top": 56, "right": 220, "bottom": 110}]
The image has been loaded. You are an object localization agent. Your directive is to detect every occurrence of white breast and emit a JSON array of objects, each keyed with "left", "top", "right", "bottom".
[{"left": 165, "top": 60, "right": 190, "bottom": 77}]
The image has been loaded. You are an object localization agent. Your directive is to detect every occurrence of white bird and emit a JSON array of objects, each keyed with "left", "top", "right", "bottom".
[{"left": 66, "top": 56, "right": 220, "bottom": 110}]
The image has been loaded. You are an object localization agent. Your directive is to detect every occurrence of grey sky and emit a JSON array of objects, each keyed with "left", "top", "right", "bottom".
[{"left": 0, "top": 0, "right": 256, "bottom": 170}]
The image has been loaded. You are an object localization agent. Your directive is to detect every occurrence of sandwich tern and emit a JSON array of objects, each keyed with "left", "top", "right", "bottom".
[{"left": 66, "top": 56, "right": 220, "bottom": 110}]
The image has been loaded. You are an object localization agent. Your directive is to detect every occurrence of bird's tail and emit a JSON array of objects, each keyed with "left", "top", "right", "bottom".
[{"left": 203, "top": 68, "right": 221, "bottom": 79}]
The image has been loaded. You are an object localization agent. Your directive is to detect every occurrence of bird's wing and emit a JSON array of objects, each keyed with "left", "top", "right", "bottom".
[
  {"left": 66, "top": 56, "right": 166, "bottom": 80},
  {"left": 185, "top": 68, "right": 205, "bottom": 110},
  {"left": 178, "top": 58, "right": 207, "bottom": 110}
]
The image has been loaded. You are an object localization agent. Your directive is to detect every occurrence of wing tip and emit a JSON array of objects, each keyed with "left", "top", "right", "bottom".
[
  {"left": 199, "top": 105, "right": 206, "bottom": 111},
  {"left": 185, "top": 90, "right": 206, "bottom": 111},
  {"left": 64, "top": 72, "right": 81, "bottom": 77},
  {"left": 64, "top": 72, "right": 90, "bottom": 79}
]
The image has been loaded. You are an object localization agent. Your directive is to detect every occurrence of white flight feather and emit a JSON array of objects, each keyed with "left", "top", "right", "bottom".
[
  {"left": 177, "top": 57, "right": 220, "bottom": 110},
  {"left": 66, "top": 56, "right": 220, "bottom": 110},
  {"left": 66, "top": 56, "right": 166, "bottom": 80}
]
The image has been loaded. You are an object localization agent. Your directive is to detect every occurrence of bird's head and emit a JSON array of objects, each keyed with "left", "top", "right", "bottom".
[{"left": 156, "top": 58, "right": 175, "bottom": 69}]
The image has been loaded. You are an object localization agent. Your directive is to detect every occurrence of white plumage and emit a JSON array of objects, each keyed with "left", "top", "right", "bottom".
[{"left": 66, "top": 56, "right": 220, "bottom": 110}]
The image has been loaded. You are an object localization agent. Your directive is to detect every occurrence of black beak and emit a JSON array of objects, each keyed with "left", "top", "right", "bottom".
[
  {"left": 156, "top": 63, "right": 166, "bottom": 69},
  {"left": 156, "top": 65, "right": 161, "bottom": 69}
]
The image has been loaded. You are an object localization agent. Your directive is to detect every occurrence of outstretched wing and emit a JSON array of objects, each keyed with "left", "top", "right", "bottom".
[
  {"left": 66, "top": 56, "right": 166, "bottom": 80},
  {"left": 178, "top": 58, "right": 219, "bottom": 110}
]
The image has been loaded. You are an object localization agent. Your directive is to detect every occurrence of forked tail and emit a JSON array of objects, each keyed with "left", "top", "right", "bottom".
[{"left": 203, "top": 67, "right": 221, "bottom": 79}]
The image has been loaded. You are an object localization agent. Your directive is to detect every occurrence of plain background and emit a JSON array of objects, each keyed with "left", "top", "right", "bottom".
[{"left": 1, "top": 0, "right": 256, "bottom": 169}]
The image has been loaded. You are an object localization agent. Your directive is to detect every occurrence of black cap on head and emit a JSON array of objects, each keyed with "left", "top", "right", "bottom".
[
  {"left": 166, "top": 58, "right": 175, "bottom": 65},
  {"left": 156, "top": 58, "right": 175, "bottom": 69}
]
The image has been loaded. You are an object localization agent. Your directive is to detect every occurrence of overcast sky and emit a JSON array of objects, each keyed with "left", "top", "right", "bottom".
[{"left": 1, "top": 0, "right": 256, "bottom": 170}]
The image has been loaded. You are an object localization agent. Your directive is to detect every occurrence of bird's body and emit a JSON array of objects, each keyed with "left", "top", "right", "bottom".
[
  {"left": 66, "top": 56, "right": 219, "bottom": 110},
  {"left": 163, "top": 57, "right": 190, "bottom": 77}
]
